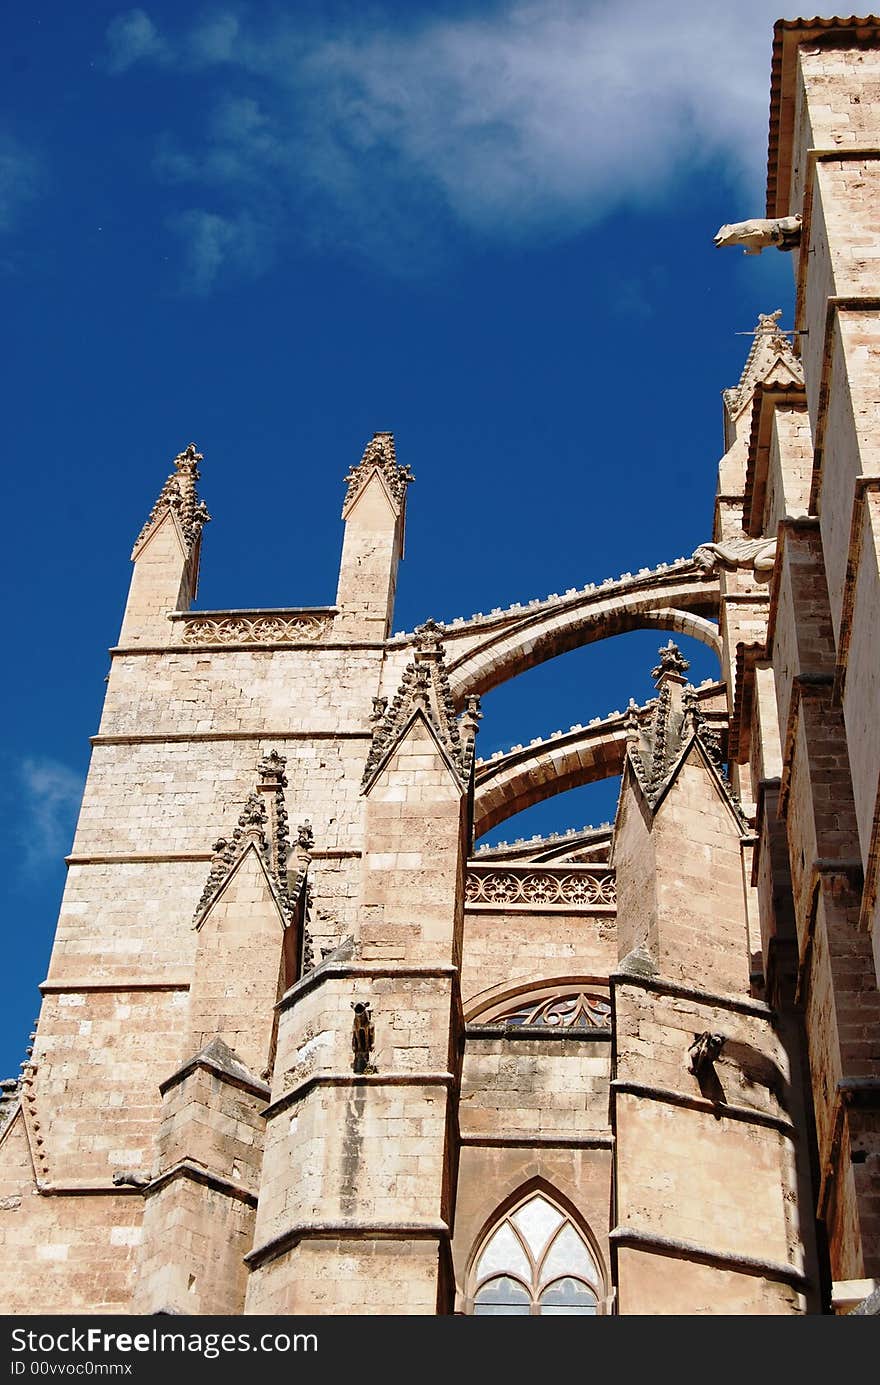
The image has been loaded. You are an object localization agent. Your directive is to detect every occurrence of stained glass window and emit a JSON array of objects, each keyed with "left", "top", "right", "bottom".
[{"left": 470, "top": 1192, "right": 601, "bottom": 1316}]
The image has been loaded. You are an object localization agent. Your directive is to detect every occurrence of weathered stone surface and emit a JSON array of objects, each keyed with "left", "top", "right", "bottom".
[{"left": 4, "top": 17, "right": 880, "bottom": 1318}]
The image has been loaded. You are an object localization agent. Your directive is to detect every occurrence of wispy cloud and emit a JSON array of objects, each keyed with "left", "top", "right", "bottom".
[
  {"left": 103, "top": 1, "right": 796, "bottom": 282},
  {"left": 104, "top": 7, "right": 169, "bottom": 74},
  {"left": 167, "top": 207, "right": 274, "bottom": 293},
  {"left": 17, "top": 758, "right": 84, "bottom": 872},
  {"left": 0, "top": 132, "right": 43, "bottom": 235}
]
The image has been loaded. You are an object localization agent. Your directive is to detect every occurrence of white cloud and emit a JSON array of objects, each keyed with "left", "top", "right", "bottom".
[
  {"left": 105, "top": 1, "right": 801, "bottom": 279},
  {"left": 105, "top": 8, "right": 169, "bottom": 74},
  {"left": 167, "top": 207, "right": 273, "bottom": 292},
  {"left": 0, "top": 132, "right": 42, "bottom": 234},
  {"left": 18, "top": 758, "right": 84, "bottom": 871}
]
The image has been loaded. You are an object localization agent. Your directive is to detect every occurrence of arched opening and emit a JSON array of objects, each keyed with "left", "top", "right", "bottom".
[
  {"left": 469, "top": 981, "right": 612, "bottom": 1030},
  {"left": 467, "top": 1186, "right": 605, "bottom": 1316},
  {"left": 445, "top": 580, "right": 720, "bottom": 706},
  {"left": 471, "top": 629, "right": 726, "bottom": 844},
  {"left": 475, "top": 777, "right": 622, "bottom": 848}
]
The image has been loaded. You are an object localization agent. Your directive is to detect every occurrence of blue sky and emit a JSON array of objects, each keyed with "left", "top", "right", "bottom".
[{"left": 1, "top": 0, "right": 797, "bottom": 1076}]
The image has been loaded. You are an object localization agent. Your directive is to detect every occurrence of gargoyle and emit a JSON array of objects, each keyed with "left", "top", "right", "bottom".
[
  {"left": 714, "top": 215, "right": 802, "bottom": 255},
  {"left": 112, "top": 1170, "right": 151, "bottom": 1189},
  {"left": 352, "top": 1001, "right": 375, "bottom": 1075},
  {"left": 692, "top": 536, "right": 777, "bottom": 575},
  {"left": 687, "top": 1032, "right": 726, "bottom": 1076}
]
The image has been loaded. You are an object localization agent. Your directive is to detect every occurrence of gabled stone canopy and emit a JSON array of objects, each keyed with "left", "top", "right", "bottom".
[
  {"left": 362, "top": 619, "right": 481, "bottom": 792},
  {"left": 722, "top": 309, "right": 803, "bottom": 422},
  {"left": 132, "top": 442, "right": 210, "bottom": 560},
  {"left": 193, "top": 751, "right": 294, "bottom": 929},
  {"left": 341, "top": 431, "right": 415, "bottom": 519},
  {"left": 624, "top": 641, "right": 748, "bottom": 826}
]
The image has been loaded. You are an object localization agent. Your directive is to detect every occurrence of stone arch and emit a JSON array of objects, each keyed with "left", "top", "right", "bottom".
[
  {"left": 472, "top": 683, "right": 726, "bottom": 838},
  {"left": 436, "top": 568, "right": 720, "bottom": 704}
]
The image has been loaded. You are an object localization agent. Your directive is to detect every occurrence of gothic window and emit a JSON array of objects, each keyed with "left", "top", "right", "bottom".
[
  {"left": 469, "top": 1192, "right": 602, "bottom": 1315},
  {"left": 472, "top": 987, "right": 611, "bottom": 1030},
  {"left": 497, "top": 991, "right": 611, "bottom": 1029}
]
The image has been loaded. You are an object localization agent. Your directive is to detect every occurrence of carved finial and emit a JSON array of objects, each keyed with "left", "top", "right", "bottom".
[
  {"left": 757, "top": 308, "right": 784, "bottom": 333},
  {"left": 297, "top": 820, "right": 315, "bottom": 851},
  {"left": 342, "top": 432, "right": 414, "bottom": 516},
  {"left": 414, "top": 618, "right": 444, "bottom": 653},
  {"left": 238, "top": 792, "right": 266, "bottom": 841},
  {"left": 461, "top": 694, "right": 482, "bottom": 728},
  {"left": 650, "top": 640, "right": 690, "bottom": 687},
  {"left": 624, "top": 698, "right": 641, "bottom": 741},
  {"left": 257, "top": 750, "right": 288, "bottom": 789},
  {"left": 132, "top": 442, "right": 210, "bottom": 559},
  {"left": 352, "top": 1002, "right": 376, "bottom": 1075},
  {"left": 371, "top": 696, "right": 388, "bottom": 723},
  {"left": 723, "top": 307, "right": 803, "bottom": 417}
]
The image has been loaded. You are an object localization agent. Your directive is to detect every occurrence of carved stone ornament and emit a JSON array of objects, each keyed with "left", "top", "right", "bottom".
[
  {"left": 651, "top": 640, "right": 690, "bottom": 683},
  {"left": 626, "top": 644, "right": 749, "bottom": 826},
  {"left": 465, "top": 866, "right": 616, "bottom": 908},
  {"left": 687, "top": 1031, "right": 727, "bottom": 1075},
  {"left": 132, "top": 443, "right": 210, "bottom": 559},
  {"left": 112, "top": 1170, "right": 151, "bottom": 1189},
  {"left": 352, "top": 1002, "right": 376, "bottom": 1075},
  {"left": 179, "top": 612, "right": 331, "bottom": 646},
  {"left": 491, "top": 991, "right": 612, "bottom": 1030},
  {"left": 713, "top": 215, "right": 802, "bottom": 255},
  {"left": 362, "top": 635, "right": 479, "bottom": 791},
  {"left": 194, "top": 754, "right": 293, "bottom": 927},
  {"left": 342, "top": 432, "right": 414, "bottom": 514},
  {"left": 692, "top": 537, "right": 777, "bottom": 575}
]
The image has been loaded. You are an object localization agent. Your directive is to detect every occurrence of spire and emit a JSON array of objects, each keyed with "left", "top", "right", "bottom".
[
  {"left": 341, "top": 432, "right": 414, "bottom": 518},
  {"left": 132, "top": 443, "right": 210, "bottom": 559},
  {"left": 362, "top": 619, "right": 480, "bottom": 791},
  {"left": 723, "top": 310, "right": 803, "bottom": 421},
  {"left": 193, "top": 753, "right": 293, "bottom": 927}
]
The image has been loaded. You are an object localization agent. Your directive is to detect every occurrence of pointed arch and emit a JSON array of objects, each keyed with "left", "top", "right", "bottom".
[{"left": 465, "top": 1178, "right": 608, "bottom": 1315}]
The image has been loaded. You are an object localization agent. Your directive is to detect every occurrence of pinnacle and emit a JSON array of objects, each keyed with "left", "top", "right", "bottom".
[
  {"left": 132, "top": 441, "right": 210, "bottom": 560},
  {"left": 342, "top": 431, "right": 414, "bottom": 514},
  {"left": 724, "top": 307, "right": 803, "bottom": 417}
]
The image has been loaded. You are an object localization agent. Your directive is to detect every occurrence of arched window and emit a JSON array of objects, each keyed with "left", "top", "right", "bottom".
[
  {"left": 469, "top": 1191, "right": 602, "bottom": 1315},
  {"left": 469, "top": 983, "right": 611, "bottom": 1030}
]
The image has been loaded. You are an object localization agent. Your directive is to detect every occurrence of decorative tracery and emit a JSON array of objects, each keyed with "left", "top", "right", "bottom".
[
  {"left": 469, "top": 1192, "right": 602, "bottom": 1315},
  {"left": 496, "top": 992, "right": 611, "bottom": 1029},
  {"left": 472, "top": 986, "right": 612, "bottom": 1031}
]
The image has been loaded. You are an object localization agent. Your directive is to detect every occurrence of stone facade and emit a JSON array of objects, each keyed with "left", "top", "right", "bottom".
[{"left": 1, "top": 15, "right": 879, "bottom": 1316}]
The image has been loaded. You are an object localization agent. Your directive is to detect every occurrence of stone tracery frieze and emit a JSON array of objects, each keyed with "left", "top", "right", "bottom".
[
  {"left": 465, "top": 865, "right": 616, "bottom": 909},
  {"left": 177, "top": 612, "right": 333, "bottom": 645}
]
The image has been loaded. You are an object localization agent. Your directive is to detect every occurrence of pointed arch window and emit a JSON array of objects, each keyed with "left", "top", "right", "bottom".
[{"left": 469, "top": 1192, "right": 601, "bottom": 1315}]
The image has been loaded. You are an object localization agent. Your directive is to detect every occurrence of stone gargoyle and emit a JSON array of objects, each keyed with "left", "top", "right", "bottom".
[
  {"left": 714, "top": 215, "right": 802, "bottom": 255},
  {"left": 692, "top": 536, "right": 777, "bottom": 575}
]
